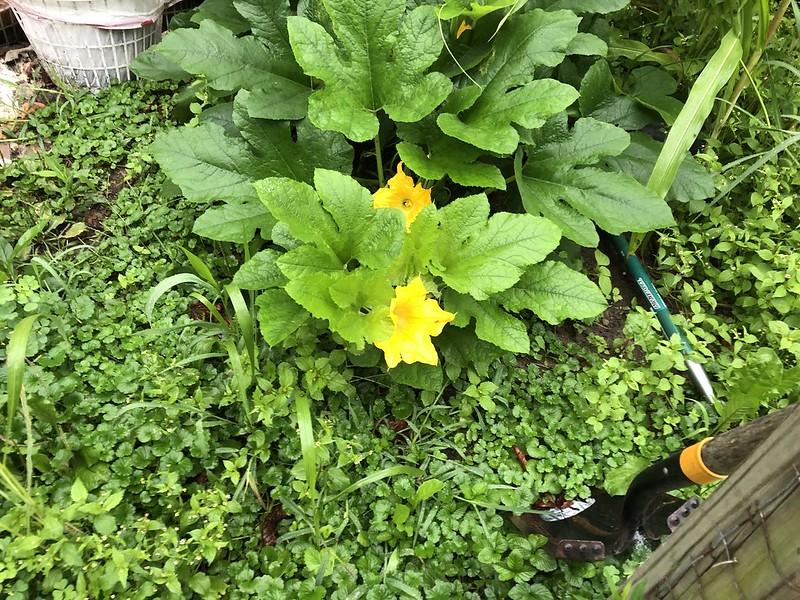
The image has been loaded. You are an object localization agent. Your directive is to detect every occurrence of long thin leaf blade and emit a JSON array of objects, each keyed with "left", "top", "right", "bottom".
[
  {"left": 5, "top": 315, "right": 39, "bottom": 442},
  {"left": 758, "top": 0, "right": 770, "bottom": 48},
  {"left": 331, "top": 466, "right": 423, "bottom": 501},
  {"left": 647, "top": 30, "right": 742, "bottom": 199},
  {"left": 181, "top": 246, "right": 219, "bottom": 289},
  {"left": 295, "top": 393, "right": 317, "bottom": 497},
  {"left": 144, "top": 273, "right": 213, "bottom": 322},
  {"left": 225, "top": 284, "right": 255, "bottom": 375}
]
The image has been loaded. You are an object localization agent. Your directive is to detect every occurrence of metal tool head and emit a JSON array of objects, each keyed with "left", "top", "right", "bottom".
[{"left": 509, "top": 490, "right": 700, "bottom": 561}]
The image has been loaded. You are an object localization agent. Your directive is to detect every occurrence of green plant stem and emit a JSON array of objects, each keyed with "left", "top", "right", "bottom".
[
  {"left": 713, "top": 0, "right": 792, "bottom": 137},
  {"left": 374, "top": 135, "right": 385, "bottom": 187}
]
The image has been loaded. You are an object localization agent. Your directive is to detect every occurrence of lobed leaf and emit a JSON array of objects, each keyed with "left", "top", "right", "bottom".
[
  {"left": 256, "top": 289, "right": 309, "bottom": 345},
  {"left": 153, "top": 112, "right": 352, "bottom": 204},
  {"left": 232, "top": 250, "right": 287, "bottom": 290},
  {"left": 445, "top": 291, "right": 530, "bottom": 353},
  {"left": 516, "top": 117, "right": 675, "bottom": 246},
  {"left": 436, "top": 9, "right": 580, "bottom": 154},
  {"left": 150, "top": 123, "right": 269, "bottom": 204},
  {"left": 432, "top": 195, "right": 561, "bottom": 300},
  {"left": 288, "top": 0, "right": 452, "bottom": 141},
  {"left": 152, "top": 20, "right": 297, "bottom": 92},
  {"left": 193, "top": 201, "right": 276, "bottom": 243},
  {"left": 396, "top": 119, "right": 505, "bottom": 189},
  {"left": 498, "top": 261, "right": 607, "bottom": 325}
]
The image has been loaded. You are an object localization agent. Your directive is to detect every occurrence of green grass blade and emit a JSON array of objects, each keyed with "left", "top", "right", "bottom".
[
  {"left": 225, "top": 284, "right": 255, "bottom": 375},
  {"left": 5, "top": 315, "right": 39, "bottom": 448},
  {"left": 741, "top": 1, "right": 753, "bottom": 61},
  {"left": 145, "top": 273, "right": 214, "bottom": 322},
  {"left": 224, "top": 338, "right": 252, "bottom": 419},
  {"left": 295, "top": 393, "right": 317, "bottom": 498},
  {"left": 0, "top": 463, "right": 37, "bottom": 508},
  {"left": 160, "top": 352, "right": 228, "bottom": 372},
  {"left": 181, "top": 246, "right": 219, "bottom": 289},
  {"left": 10, "top": 220, "right": 48, "bottom": 262},
  {"left": 713, "top": 133, "right": 800, "bottom": 201},
  {"left": 189, "top": 292, "right": 228, "bottom": 327},
  {"left": 647, "top": 30, "right": 742, "bottom": 199},
  {"left": 758, "top": 0, "right": 770, "bottom": 48},
  {"left": 331, "top": 466, "right": 423, "bottom": 501}
]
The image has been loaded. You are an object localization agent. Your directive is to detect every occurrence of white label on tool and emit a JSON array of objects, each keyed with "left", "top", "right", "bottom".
[
  {"left": 539, "top": 498, "right": 596, "bottom": 522},
  {"left": 636, "top": 277, "right": 664, "bottom": 311}
]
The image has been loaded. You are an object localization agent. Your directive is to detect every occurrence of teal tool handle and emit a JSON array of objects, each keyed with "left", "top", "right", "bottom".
[
  {"left": 610, "top": 235, "right": 691, "bottom": 354},
  {"left": 610, "top": 234, "right": 716, "bottom": 403}
]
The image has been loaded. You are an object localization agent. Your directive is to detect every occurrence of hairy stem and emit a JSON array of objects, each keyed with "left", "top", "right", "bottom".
[{"left": 374, "top": 135, "right": 385, "bottom": 187}]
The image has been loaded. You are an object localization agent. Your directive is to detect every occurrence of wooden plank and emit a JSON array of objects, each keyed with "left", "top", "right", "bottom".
[{"left": 625, "top": 404, "right": 800, "bottom": 599}]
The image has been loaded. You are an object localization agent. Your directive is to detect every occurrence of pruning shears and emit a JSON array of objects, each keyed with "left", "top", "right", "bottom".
[{"left": 509, "top": 404, "right": 792, "bottom": 560}]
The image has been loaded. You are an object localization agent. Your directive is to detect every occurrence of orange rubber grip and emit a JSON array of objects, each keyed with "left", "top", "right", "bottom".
[{"left": 679, "top": 437, "right": 728, "bottom": 485}]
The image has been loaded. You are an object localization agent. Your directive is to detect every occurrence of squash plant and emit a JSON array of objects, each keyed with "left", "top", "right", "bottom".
[{"left": 134, "top": 0, "right": 712, "bottom": 370}]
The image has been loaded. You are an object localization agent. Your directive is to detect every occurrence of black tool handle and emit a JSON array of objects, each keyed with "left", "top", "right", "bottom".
[{"left": 624, "top": 404, "right": 796, "bottom": 523}]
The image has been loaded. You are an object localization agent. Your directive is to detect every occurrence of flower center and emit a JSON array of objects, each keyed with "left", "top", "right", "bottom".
[{"left": 401, "top": 199, "right": 413, "bottom": 208}]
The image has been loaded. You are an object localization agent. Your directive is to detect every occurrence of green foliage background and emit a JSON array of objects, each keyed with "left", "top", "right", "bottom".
[{"left": 1, "top": 1, "right": 799, "bottom": 598}]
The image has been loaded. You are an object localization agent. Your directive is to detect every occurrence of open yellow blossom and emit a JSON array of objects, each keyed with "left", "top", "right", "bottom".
[
  {"left": 372, "top": 162, "right": 432, "bottom": 230},
  {"left": 375, "top": 277, "right": 455, "bottom": 368}
]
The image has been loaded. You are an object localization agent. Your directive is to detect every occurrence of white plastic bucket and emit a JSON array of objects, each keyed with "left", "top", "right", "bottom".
[
  {"left": 9, "top": 0, "right": 164, "bottom": 27},
  {"left": 11, "top": 7, "right": 162, "bottom": 88}
]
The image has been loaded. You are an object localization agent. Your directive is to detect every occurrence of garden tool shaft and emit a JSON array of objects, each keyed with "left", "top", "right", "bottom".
[{"left": 610, "top": 234, "right": 715, "bottom": 404}]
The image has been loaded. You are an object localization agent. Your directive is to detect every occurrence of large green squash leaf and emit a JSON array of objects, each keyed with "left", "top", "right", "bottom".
[
  {"left": 287, "top": 0, "right": 451, "bottom": 141},
  {"left": 256, "top": 289, "right": 310, "bottom": 345},
  {"left": 151, "top": 110, "right": 352, "bottom": 203},
  {"left": 579, "top": 60, "right": 683, "bottom": 127},
  {"left": 191, "top": 0, "right": 251, "bottom": 33},
  {"left": 134, "top": 9, "right": 311, "bottom": 120},
  {"left": 129, "top": 49, "right": 188, "bottom": 81},
  {"left": 193, "top": 202, "right": 276, "bottom": 243},
  {"left": 396, "top": 119, "right": 506, "bottom": 189},
  {"left": 515, "top": 116, "right": 675, "bottom": 246},
  {"left": 436, "top": 9, "right": 580, "bottom": 154},
  {"left": 232, "top": 96, "right": 354, "bottom": 183},
  {"left": 150, "top": 123, "right": 267, "bottom": 203},
  {"left": 283, "top": 270, "right": 394, "bottom": 349},
  {"left": 578, "top": 60, "right": 653, "bottom": 130},
  {"left": 497, "top": 261, "right": 606, "bottom": 325},
  {"left": 431, "top": 195, "right": 561, "bottom": 300},
  {"left": 233, "top": 0, "right": 294, "bottom": 59},
  {"left": 233, "top": 250, "right": 287, "bottom": 289},
  {"left": 149, "top": 20, "right": 299, "bottom": 92},
  {"left": 445, "top": 291, "right": 530, "bottom": 354},
  {"left": 255, "top": 170, "right": 405, "bottom": 268}
]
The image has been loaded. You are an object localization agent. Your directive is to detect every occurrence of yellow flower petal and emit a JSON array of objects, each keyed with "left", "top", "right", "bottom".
[
  {"left": 375, "top": 276, "right": 454, "bottom": 368},
  {"left": 456, "top": 20, "right": 472, "bottom": 39},
  {"left": 372, "top": 162, "right": 432, "bottom": 231}
]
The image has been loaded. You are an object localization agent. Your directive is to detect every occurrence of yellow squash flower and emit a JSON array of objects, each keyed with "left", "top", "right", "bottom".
[
  {"left": 375, "top": 276, "right": 455, "bottom": 368},
  {"left": 373, "top": 162, "right": 432, "bottom": 231}
]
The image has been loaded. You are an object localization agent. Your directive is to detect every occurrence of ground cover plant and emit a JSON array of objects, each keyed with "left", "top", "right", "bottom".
[{"left": 1, "top": 0, "right": 800, "bottom": 598}]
